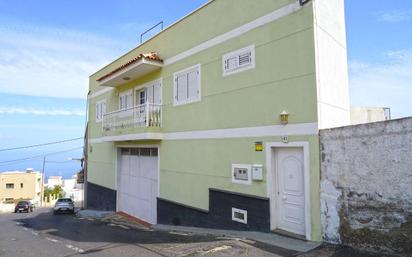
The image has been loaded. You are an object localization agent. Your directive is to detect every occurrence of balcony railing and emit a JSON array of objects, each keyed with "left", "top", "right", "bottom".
[{"left": 102, "top": 103, "right": 162, "bottom": 132}]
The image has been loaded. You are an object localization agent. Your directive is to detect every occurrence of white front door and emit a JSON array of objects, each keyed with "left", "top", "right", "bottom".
[
  {"left": 276, "top": 148, "right": 305, "bottom": 235},
  {"left": 118, "top": 148, "right": 158, "bottom": 224}
]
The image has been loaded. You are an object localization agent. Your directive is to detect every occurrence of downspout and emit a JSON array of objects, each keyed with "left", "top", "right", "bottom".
[{"left": 83, "top": 90, "right": 91, "bottom": 209}]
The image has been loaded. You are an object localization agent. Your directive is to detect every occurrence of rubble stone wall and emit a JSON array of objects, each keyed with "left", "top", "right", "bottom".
[{"left": 320, "top": 117, "right": 412, "bottom": 254}]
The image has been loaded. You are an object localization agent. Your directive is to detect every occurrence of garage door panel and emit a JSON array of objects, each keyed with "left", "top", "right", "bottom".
[{"left": 118, "top": 148, "right": 158, "bottom": 225}]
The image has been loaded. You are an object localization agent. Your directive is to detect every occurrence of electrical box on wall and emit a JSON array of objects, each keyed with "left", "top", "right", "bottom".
[
  {"left": 232, "top": 164, "right": 252, "bottom": 184},
  {"left": 252, "top": 164, "right": 263, "bottom": 181}
]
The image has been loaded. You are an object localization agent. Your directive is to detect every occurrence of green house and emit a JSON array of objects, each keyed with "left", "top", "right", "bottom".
[{"left": 86, "top": 0, "right": 350, "bottom": 241}]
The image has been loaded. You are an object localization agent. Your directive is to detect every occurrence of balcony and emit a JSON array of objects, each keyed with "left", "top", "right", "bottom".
[{"left": 102, "top": 103, "right": 162, "bottom": 133}]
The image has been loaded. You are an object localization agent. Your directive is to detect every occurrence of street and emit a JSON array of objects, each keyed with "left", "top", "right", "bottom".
[{"left": 0, "top": 208, "right": 298, "bottom": 257}]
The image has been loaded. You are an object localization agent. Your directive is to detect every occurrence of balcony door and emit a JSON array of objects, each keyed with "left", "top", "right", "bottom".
[
  {"left": 134, "top": 79, "right": 162, "bottom": 126},
  {"left": 135, "top": 80, "right": 162, "bottom": 106}
]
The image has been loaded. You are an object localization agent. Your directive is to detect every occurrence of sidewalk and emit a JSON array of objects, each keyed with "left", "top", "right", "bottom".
[{"left": 154, "top": 224, "right": 321, "bottom": 253}]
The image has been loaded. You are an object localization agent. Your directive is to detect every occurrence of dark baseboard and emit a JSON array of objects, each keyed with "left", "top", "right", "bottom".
[
  {"left": 86, "top": 182, "right": 117, "bottom": 211},
  {"left": 158, "top": 188, "right": 270, "bottom": 232}
]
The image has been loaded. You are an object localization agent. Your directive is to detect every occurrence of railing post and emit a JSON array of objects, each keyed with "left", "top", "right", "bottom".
[{"left": 146, "top": 102, "right": 150, "bottom": 127}]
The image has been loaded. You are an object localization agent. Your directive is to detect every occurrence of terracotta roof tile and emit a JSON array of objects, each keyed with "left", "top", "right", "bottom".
[{"left": 97, "top": 52, "right": 163, "bottom": 82}]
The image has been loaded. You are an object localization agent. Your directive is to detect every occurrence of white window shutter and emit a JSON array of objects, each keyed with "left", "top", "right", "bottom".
[
  {"left": 187, "top": 70, "right": 198, "bottom": 100},
  {"left": 225, "top": 56, "right": 238, "bottom": 72},
  {"left": 177, "top": 74, "right": 188, "bottom": 102},
  {"left": 238, "top": 52, "right": 251, "bottom": 67},
  {"left": 102, "top": 102, "right": 106, "bottom": 117},
  {"left": 96, "top": 103, "right": 100, "bottom": 120}
]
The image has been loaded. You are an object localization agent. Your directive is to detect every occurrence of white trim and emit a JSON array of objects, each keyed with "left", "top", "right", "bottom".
[
  {"left": 232, "top": 208, "right": 248, "bottom": 224},
  {"left": 164, "top": 1, "right": 301, "bottom": 66},
  {"left": 173, "top": 64, "right": 202, "bottom": 106},
  {"left": 89, "top": 1, "right": 303, "bottom": 100},
  {"left": 89, "top": 87, "right": 114, "bottom": 100},
  {"left": 88, "top": 122, "right": 318, "bottom": 144},
  {"left": 231, "top": 164, "right": 252, "bottom": 185},
  {"left": 265, "top": 141, "right": 312, "bottom": 240},
  {"left": 164, "top": 123, "right": 317, "bottom": 140},
  {"left": 89, "top": 133, "right": 163, "bottom": 144},
  {"left": 222, "top": 45, "right": 256, "bottom": 76}
]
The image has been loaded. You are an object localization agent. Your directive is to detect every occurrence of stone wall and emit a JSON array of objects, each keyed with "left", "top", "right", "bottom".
[{"left": 320, "top": 117, "right": 412, "bottom": 254}]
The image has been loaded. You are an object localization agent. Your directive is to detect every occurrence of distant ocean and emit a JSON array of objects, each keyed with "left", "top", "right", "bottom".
[{"left": 0, "top": 148, "right": 84, "bottom": 179}]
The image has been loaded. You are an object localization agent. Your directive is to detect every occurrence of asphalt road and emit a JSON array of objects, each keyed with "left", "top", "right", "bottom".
[{"left": 0, "top": 208, "right": 295, "bottom": 257}]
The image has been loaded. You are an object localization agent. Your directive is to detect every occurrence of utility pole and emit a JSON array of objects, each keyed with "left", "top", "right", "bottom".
[{"left": 40, "top": 156, "right": 46, "bottom": 207}]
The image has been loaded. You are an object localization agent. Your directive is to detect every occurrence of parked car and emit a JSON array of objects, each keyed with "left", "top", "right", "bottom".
[
  {"left": 53, "top": 198, "right": 75, "bottom": 214},
  {"left": 14, "top": 201, "right": 33, "bottom": 213}
]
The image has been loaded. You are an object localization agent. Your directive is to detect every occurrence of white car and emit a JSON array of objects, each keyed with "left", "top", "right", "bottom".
[{"left": 53, "top": 198, "right": 75, "bottom": 214}]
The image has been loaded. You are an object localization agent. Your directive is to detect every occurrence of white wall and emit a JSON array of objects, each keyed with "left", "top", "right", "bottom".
[
  {"left": 313, "top": 0, "right": 351, "bottom": 129},
  {"left": 350, "top": 107, "right": 390, "bottom": 125}
]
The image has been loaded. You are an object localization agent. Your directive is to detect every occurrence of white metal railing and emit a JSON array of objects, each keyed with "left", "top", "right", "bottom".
[{"left": 102, "top": 103, "right": 162, "bottom": 132}]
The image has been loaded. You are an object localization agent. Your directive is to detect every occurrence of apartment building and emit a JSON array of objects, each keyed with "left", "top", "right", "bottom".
[
  {"left": 86, "top": 0, "right": 350, "bottom": 241},
  {"left": 0, "top": 169, "right": 43, "bottom": 204}
]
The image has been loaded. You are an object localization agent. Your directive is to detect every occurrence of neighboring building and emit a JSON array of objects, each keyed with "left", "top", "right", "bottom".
[
  {"left": 46, "top": 176, "right": 63, "bottom": 189},
  {"left": 86, "top": 0, "right": 350, "bottom": 241},
  {"left": 0, "top": 169, "right": 42, "bottom": 205},
  {"left": 62, "top": 175, "right": 84, "bottom": 205},
  {"left": 350, "top": 107, "right": 391, "bottom": 125}
]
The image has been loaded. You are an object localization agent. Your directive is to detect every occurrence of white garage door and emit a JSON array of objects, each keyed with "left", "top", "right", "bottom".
[{"left": 118, "top": 148, "right": 158, "bottom": 224}]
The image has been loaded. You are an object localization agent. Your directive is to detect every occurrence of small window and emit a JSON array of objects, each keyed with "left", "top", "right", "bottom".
[
  {"left": 20, "top": 183, "right": 23, "bottom": 189},
  {"left": 223, "top": 45, "right": 255, "bottom": 76},
  {"left": 96, "top": 99, "right": 106, "bottom": 123},
  {"left": 6, "top": 183, "right": 14, "bottom": 189},
  {"left": 232, "top": 208, "right": 248, "bottom": 224},
  {"left": 173, "top": 64, "right": 201, "bottom": 106}
]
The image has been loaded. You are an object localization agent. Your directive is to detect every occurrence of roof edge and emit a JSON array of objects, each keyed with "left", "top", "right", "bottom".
[{"left": 90, "top": 0, "right": 216, "bottom": 78}]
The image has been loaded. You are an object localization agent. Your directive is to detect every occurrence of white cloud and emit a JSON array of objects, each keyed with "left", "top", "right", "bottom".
[
  {"left": 378, "top": 10, "right": 412, "bottom": 23},
  {"left": 349, "top": 49, "right": 412, "bottom": 118},
  {"left": 0, "top": 106, "right": 85, "bottom": 116},
  {"left": 0, "top": 124, "right": 81, "bottom": 131},
  {"left": 0, "top": 23, "right": 128, "bottom": 99}
]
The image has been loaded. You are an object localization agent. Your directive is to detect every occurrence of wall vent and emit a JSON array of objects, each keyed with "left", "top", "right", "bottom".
[{"left": 232, "top": 208, "right": 248, "bottom": 224}]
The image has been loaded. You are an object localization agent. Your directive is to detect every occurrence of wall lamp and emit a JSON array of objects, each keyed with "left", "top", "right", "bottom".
[{"left": 280, "top": 111, "right": 289, "bottom": 125}]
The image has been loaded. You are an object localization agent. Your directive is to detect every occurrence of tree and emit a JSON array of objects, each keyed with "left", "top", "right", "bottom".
[{"left": 44, "top": 185, "right": 64, "bottom": 199}]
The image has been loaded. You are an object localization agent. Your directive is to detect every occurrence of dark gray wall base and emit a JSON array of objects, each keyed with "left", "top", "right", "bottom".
[
  {"left": 158, "top": 188, "right": 270, "bottom": 232},
  {"left": 86, "top": 182, "right": 117, "bottom": 211}
]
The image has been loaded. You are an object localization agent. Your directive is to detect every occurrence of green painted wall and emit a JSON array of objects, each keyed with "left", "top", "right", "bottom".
[
  {"left": 87, "top": 0, "right": 322, "bottom": 240},
  {"left": 88, "top": 4, "right": 316, "bottom": 137}
]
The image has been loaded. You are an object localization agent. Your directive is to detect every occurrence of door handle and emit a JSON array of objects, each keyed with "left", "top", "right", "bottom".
[{"left": 282, "top": 196, "right": 287, "bottom": 200}]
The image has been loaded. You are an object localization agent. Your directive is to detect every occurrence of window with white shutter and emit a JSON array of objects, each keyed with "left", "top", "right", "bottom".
[
  {"left": 119, "top": 90, "right": 133, "bottom": 110},
  {"left": 96, "top": 99, "right": 106, "bottom": 123},
  {"left": 222, "top": 45, "right": 255, "bottom": 76},
  {"left": 173, "top": 64, "right": 201, "bottom": 106}
]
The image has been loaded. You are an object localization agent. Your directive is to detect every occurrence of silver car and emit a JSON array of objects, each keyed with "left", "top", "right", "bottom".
[{"left": 53, "top": 198, "right": 75, "bottom": 214}]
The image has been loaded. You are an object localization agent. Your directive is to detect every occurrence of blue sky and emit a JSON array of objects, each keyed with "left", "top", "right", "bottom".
[{"left": 0, "top": 0, "right": 411, "bottom": 177}]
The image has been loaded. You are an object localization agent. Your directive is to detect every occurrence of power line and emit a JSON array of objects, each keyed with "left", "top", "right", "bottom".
[
  {"left": 0, "top": 147, "right": 83, "bottom": 166},
  {"left": 0, "top": 137, "right": 83, "bottom": 152}
]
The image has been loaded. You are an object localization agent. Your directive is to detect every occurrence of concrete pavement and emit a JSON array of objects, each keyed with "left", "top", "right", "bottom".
[
  {"left": 0, "top": 208, "right": 401, "bottom": 257},
  {"left": 0, "top": 208, "right": 294, "bottom": 257}
]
